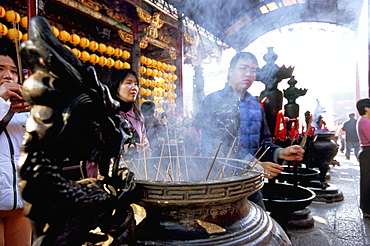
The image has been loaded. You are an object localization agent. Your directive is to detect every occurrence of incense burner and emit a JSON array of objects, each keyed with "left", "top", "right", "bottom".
[{"left": 127, "top": 156, "right": 291, "bottom": 245}]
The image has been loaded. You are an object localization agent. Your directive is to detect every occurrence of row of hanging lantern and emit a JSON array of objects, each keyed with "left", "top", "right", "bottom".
[
  {"left": 138, "top": 55, "right": 178, "bottom": 107},
  {"left": 0, "top": 7, "right": 132, "bottom": 69},
  {"left": 0, "top": 6, "right": 178, "bottom": 109}
]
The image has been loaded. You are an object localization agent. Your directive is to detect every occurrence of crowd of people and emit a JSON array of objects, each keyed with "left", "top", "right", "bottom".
[{"left": 0, "top": 29, "right": 368, "bottom": 244}]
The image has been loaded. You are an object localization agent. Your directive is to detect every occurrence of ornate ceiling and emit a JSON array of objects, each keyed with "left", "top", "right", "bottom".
[{"left": 166, "top": 0, "right": 365, "bottom": 51}]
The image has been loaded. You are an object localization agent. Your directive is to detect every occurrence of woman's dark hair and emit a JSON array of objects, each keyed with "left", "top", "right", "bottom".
[
  {"left": 0, "top": 40, "right": 21, "bottom": 81},
  {"left": 229, "top": 52, "right": 258, "bottom": 69},
  {"left": 108, "top": 68, "right": 141, "bottom": 118},
  {"left": 356, "top": 98, "right": 370, "bottom": 115}
]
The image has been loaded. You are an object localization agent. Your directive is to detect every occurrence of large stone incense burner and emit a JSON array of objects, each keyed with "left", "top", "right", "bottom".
[{"left": 125, "top": 156, "right": 291, "bottom": 245}]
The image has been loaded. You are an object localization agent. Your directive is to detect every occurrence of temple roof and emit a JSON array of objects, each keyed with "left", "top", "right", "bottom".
[{"left": 166, "top": 0, "right": 365, "bottom": 50}]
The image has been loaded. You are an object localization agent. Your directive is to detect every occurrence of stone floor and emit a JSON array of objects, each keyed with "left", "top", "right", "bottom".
[{"left": 286, "top": 151, "right": 370, "bottom": 246}]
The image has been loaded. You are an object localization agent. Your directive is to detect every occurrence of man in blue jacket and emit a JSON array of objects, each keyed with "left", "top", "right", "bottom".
[{"left": 194, "top": 52, "right": 304, "bottom": 209}]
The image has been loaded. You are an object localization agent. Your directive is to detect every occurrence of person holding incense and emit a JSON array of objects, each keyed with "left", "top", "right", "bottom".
[{"left": 193, "top": 52, "right": 304, "bottom": 209}]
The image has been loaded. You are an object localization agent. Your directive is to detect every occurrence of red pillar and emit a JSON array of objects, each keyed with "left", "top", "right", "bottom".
[{"left": 27, "top": 0, "right": 37, "bottom": 25}]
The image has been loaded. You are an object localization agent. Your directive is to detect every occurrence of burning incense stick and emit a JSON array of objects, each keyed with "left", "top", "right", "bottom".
[
  {"left": 131, "top": 159, "right": 143, "bottom": 180},
  {"left": 240, "top": 147, "right": 262, "bottom": 175},
  {"left": 142, "top": 135, "right": 148, "bottom": 180},
  {"left": 206, "top": 142, "right": 222, "bottom": 181},
  {"left": 156, "top": 140, "right": 166, "bottom": 181},
  {"left": 249, "top": 146, "right": 271, "bottom": 170},
  {"left": 154, "top": 165, "right": 166, "bottom": 180}
]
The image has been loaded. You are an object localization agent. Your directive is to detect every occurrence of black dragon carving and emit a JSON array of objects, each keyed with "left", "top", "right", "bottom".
[{"left": 19, "top": 16, "right": 136, "bottom": 245}]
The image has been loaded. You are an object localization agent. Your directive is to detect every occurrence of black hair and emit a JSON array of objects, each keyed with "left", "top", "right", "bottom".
[
  {"left": 0, "top": 39, "right": 22, "bottom": 82},
  {"left": 108, "top": 68, "right": 141, "bottom": 118},
  {"left": 229, "top": 52, "right": 259, "bottom": 69},
  {"left": 349, "top": 113, "right": 355, "bottom": 118},
  {"left": 356, "top": 98, "right": 370, "bottom": 116},
  {"left": 141, "top": 101, "right": 155, "bottom": 116},
  {"left": 0, "top": 39, "right": 17, "bottom": 63}
]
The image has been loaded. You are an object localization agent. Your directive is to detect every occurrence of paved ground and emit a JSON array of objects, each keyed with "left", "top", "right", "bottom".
[{"left": 286, "top": 151, "right": 370, "bottom": 246}]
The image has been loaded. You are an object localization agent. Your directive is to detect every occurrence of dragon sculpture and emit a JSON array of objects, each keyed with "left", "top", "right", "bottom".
[{"left": 19, "top": 16, "right": 136, "bottom": 245}]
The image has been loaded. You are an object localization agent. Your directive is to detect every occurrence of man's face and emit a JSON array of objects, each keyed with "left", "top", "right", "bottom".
[
  {"left": 228, "top": 58, "right": 257, "bottom": 97},
  {"left": 0, "top": 55, "right": 18, "bottom": 86}
]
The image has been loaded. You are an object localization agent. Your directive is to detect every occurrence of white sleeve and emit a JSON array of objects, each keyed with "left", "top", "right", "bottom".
[{"left": 0, "top": 97, "right": 10, "bottom": 120}]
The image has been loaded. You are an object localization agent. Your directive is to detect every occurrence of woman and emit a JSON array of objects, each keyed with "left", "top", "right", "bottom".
[
  {"left": 0, "top": 44, "right": 32, "bottom": 245},
  {"left": 356, "top": 98, "right": 370, "bottom": 218},
  {"left": 108, "top": 69, "right": 150, "bottom": 160}
]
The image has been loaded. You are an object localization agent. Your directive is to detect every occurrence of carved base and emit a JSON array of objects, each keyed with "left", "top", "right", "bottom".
[
  {"left": 306, "top": 181, "right": 344, "bottom": 203},
  {"left": 287, "top": 208, "right": 315, "bottom": 232}
]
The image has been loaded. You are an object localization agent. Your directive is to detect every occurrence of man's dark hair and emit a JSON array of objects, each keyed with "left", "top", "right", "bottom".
[
  {"left": 357, "top": 98, "right": 370, "bottom": 115},
  {"left": 349, "top": 113, "right": 355, "bottom": 118},
  {"left": 141, "top": 101, "right": 155, "bottom": 116},
  {"left": 229, "top": 52, "right": 258, "bottom": 69}
]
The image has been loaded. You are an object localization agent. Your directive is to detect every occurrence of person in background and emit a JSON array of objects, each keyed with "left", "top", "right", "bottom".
[
  {"left": 356, "top": 98, "right": 370, "bottom": 218},
  {"left": 141, "top": 101, "right": 165, "bottom": 157},
  {"left": 193, "top": 52, "right": 304, "bottom": 209},
  {"left": 333, "top": 118, "right": 345, "bottom": 153},
  {"left": 108, "top": 69, "right": 150, "bottom": 160},
  {"left": 342, "top": 113, "right": 360, "bottom": 161},
  {"left": 0, "top": 43, "right": 32, "bottom": 245}
]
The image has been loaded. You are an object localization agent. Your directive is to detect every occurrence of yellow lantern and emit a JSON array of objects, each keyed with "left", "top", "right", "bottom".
[
  {"left": 98, "top": 43, "right": 107, "bottom": 53},
  {"left": 162, "top": 72, "right": 168, "bottom": 79},
  {"left": 173, "top": 74, "right": 178, "bottom": 81},
  {"left": 0, "top": 23, "right": 8, "bottom": 36},
  {"left": 123, "top": 62, "right": 130, "bottom": 69},
  {"left": 70, "top": 34, "right": 80, "bottom": 46},
  {"left": 140, "top": 56, "right": 146, "bottom": 64},
  {"left": 98, "top": 56, "right": 107, "bottom": 66},
  {"left": 167, "top": 74, "right": 173, "bottom": 81},
  {"left": 140, "top": 77, "right": 146, "bottom": 85},
  {"left": 81, "top": 51, "right": 90, "bottom": 61},
  {"left": 172, "top": 65, "right": 177, "bottom": 71},
  {"left": 122, "top": 50, "right": 130, "bottom": 59},
  {"left": 79, "top": 37, "right": 90, "bottom": 48},
  {"left": 146, "top": 89, "right": 152, "bottom": 96},
  {"left": 157, "top": 91, "right": 163, "bottom": 97},
  {"left": 22, "top": 32, "right": 28, "bottom": 41},
  {"left": 59, "top": 30, "right": 70, "bottom": 42},
  {"left": 105, "top": 46, "right": 115, "bottom": 56},
  {"left": 114, "top": 48, "right": 122, "bottom": 57},
  {"left": 71, "top": 48, "right": 81, "bottom": 58},
  {"left": 140, "top": 66, "right": 146, "bottom": 74},
  {"left": 151, "top": 60, "right": 157, "bottom": 68},
  {"left": 140, "top": 98, "right": 146, "bottom": 104},
  {"left": 152, "top": 69, "right": 158, "bottom": 77},
  {"left": 146, "top": 68, "right": 153, "bottom": 76},
  {"left": 157, "top": 71, "right": 163, "bottom": 78},
  {"left": 51, "top": 26, "right": 59, "bottom": 37},
  {"left": 157, "top": 61, "right": 162, "bottom": 70},
  {"left": 20, "top": 16, "right": 28, "bottom": 29},
  {"left": 89, "top": 41, "right": 98, "bottom": 51},
  {"left": 146, "top": 58, "right": 152, "bottom": 66},
  {"left": 89, "top": 54, "right": 99, "bottom": 64},
  {"left": 139, "top": 87, "right": 146, "bottom": 95},
  {"left": 5, "top": 10, "right": 20, "bottom": 23},
  {"left": 7, "top": 28, "right": 22, "bottom": 41},
  {"left": 0, "top": 6, "right": 5, "bottom": 18},
  {"left": 114, "top": 60, "right": 123, "bottom": 69},
  {"left": 172, "top": 84, "right": 177, "bottom": 89},
  {"left": 106, "top": 58, "right": 114, "bottom": 67}
]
